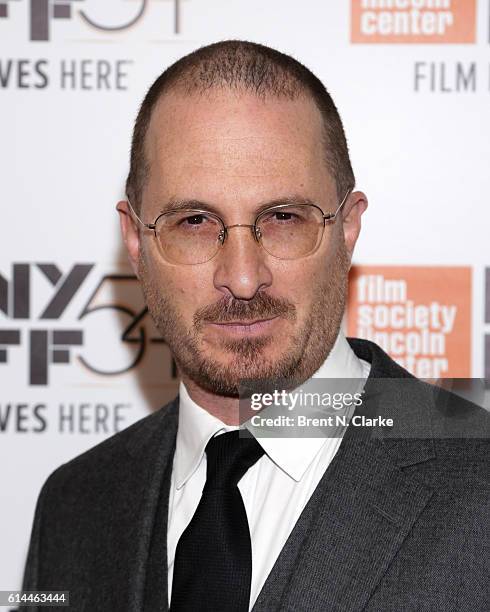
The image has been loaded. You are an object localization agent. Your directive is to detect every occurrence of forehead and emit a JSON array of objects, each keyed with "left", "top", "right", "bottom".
[{"left": 143, "top": 88, "right": 333, "bottom": 211}]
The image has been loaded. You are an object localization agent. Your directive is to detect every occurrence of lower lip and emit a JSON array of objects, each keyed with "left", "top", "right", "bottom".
[{"left": 208, "top": 317, "right": 279, "bottom": 336}]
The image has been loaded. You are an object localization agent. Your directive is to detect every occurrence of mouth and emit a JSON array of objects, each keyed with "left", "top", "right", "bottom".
[{"left": 207, "top": 316, "right": 280, "bottom": 336}]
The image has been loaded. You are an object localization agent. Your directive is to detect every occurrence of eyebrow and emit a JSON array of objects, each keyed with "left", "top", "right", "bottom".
[{"left": 158, "top": 196, "right": 321, "bottom": 217}]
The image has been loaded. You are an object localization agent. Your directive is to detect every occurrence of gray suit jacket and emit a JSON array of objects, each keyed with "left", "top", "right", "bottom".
[{"left": 21, "top": 338, "right": 490, "bottom": 611}]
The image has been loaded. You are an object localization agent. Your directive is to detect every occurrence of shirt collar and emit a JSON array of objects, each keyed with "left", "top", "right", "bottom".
[{"left": 174, "top": 329, "right": 368, "bottom": 488}]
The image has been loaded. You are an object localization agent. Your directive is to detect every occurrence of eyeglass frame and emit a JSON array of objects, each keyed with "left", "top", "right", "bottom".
[{"left": 125, "top": 188, "right": 352, "bottom": 264}]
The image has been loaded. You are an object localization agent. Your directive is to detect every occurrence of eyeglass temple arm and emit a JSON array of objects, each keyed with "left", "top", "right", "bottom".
[
  {"left": 323, "top": 189, "right": 352, "bottom": 221},
  {"left": 126, "top": 198, "right": 156, "bottom": 230}
]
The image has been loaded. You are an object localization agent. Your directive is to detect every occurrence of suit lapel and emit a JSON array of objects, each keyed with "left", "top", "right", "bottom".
[
  {"left": 122, "top": 398, "right": 178, "bottom": 612},
  {"left": 254, "top": 341, "right": 436, "bottom": 611},
  {"left": 253, "top": 425, "right": 434, "bottom": 611},
  {"left": 267, "top": 439, "right": 432, "bottom": 611}
]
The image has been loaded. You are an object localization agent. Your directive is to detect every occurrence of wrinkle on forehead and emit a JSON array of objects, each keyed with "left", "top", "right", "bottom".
[
  {"left": 144, "top": 89, "right": 331, "bottom": 199},
  {"left": 148, "top": 89, "right": 322, "bottom": 148},
  {"left": 168, "top": 136, "right": 315, "bottom": 178}
]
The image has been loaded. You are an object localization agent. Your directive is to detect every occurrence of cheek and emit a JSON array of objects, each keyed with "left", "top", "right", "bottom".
[
  {"left": 142, "top": 239, "right": 207, "bottom": 297},
  {"left": 279, "top": 260, "right": 328, "bottom": 301},
  {"left": 162, "top": 268, "right": 216, "bottom": 314}
]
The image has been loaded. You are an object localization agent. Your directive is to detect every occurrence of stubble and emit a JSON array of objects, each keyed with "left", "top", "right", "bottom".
[{"left": 139, "top": 241, "right": 350, "bottom": 397}]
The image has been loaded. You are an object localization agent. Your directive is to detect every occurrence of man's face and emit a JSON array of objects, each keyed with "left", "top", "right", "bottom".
[{"left": 123, "top": 88, "right": 365, "bottom": 397}]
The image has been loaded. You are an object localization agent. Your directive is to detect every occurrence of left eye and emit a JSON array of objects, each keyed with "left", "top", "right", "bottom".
[
  {"left": 183, "top": 214, "right": 207, "bottom": 225},
  {"left": 274, "top": 212, "right": 295, "bottom": 221},
  {"left": 260, "top": 210, "right": 301, "bottom": 223}
]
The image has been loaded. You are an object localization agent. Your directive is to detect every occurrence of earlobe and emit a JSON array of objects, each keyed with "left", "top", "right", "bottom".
[
  {"left": 342, "top": 191, "right": 368, "bottom": 256},
  {"left": 116, "top": 200, "right": 141, "bottom": 277}
]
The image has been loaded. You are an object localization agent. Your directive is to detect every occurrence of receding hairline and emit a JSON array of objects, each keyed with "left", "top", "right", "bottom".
[
  {"left": 125, "top": 40, "right": 355, "bottom": 213},
  {"left": 140, "top": 85, "right": 338, "bottom": 201},
  {"left": 144, "top": 83, "right": 327, "bottom": 157}
]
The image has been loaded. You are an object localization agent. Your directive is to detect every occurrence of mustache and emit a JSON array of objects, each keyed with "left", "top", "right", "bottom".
[{"left": 194, "top": 293, "right": 296, "bottom": 329}]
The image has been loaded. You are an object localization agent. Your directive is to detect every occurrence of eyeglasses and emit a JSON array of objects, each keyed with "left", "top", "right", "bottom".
[{"left": 127, "top": 189, "right": 351, "bottom": 265}]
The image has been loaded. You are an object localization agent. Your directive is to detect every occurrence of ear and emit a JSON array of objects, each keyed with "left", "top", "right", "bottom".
[
  {"left": 116, "top": 200, "right": 140, "bottom": 277},
  {"left": 341, "top": 190, "right": 368, "bottom": 259}
]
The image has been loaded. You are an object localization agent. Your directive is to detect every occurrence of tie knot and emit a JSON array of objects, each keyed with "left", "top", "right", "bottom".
[{"left": 204, "top": 430, "right": 264, "bottom": 489}]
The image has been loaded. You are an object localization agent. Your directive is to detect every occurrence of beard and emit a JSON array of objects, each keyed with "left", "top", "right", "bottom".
[{"left": 139, "top": 240, "right": 350, "bottom": 397}]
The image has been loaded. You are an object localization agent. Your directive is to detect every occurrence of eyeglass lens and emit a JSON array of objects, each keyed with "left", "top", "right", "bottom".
[{"left": 154, "top": 206, "right": 325, "bottom": 264}]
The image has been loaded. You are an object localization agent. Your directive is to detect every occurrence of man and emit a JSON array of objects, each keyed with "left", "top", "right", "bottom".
[{"left": 22, "top": 40, "right": 489, "bottom": 611}]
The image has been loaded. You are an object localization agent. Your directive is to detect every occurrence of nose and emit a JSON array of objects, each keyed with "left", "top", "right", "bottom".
[{"left": 213, "top": 225, "right": 273, "bottom": 300}]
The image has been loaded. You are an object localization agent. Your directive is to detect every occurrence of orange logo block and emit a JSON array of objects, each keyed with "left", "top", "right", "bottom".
[
  {"left": 346, "top": 266, "right": 471, "bottom": 378},
  {"left": 351, "top": 0, "right": 476, "bottom": 44}
]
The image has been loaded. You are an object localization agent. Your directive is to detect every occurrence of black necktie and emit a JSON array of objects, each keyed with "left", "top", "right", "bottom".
[{"left": 170, "top": 430, "right": 265, "bottom": 612}]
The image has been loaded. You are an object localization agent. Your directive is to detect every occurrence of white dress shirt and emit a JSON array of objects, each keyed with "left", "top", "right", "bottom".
[{"left": 167, "top": 330, "right": 371, "bottom": 609}]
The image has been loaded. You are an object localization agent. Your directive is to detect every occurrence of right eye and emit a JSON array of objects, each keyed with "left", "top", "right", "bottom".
[
  {"left": 180, "top": 214, "right": 208, "bottom": 225},
  {"left": 173, "top": 213, "right": 217, "bottom": 231}
]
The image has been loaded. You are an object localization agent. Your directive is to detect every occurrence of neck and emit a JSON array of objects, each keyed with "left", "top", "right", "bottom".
[{"left": 181, "top": 374, "right": 242, "bottom": 425}]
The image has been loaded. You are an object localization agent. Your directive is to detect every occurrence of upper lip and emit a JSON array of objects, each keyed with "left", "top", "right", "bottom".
[{"left": 211, "top": 317, "right": 278, "bottom": 326}]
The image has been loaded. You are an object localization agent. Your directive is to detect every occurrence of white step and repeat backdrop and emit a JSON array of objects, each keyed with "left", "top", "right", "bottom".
[{"left": 1, "top": 0, "right": 489, "bottom": 593}]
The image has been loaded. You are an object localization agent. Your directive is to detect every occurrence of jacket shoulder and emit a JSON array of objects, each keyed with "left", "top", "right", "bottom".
[
  {"left": 348, "top": 337, "right": 490, "bottom": 482},
  {"left": 43, "top": 398, "right": 178, "bottom": 490}
]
